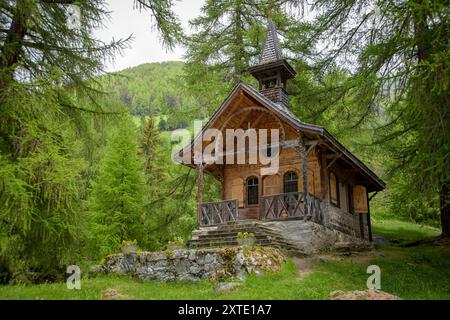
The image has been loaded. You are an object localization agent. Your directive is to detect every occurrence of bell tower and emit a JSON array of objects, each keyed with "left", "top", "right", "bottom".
[{"left": 249, "top": 21, "right": 296, "bottom": 108}]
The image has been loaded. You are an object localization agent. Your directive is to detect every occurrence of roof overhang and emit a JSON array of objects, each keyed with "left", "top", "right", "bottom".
[
  {"left": 177, "top": 82, "right": 385, "bottom": 192},
  {"left": 248, "top": 59, "right": 296, "bottom": 79}
]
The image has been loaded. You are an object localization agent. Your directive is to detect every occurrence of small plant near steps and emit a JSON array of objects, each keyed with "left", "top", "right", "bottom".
[{"left": 236, "top": 232, "right": 256, "bottom": 246}]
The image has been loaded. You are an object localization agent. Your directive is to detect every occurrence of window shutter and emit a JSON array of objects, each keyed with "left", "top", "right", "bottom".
[
  {"left": 330, "top": 172, "right": 339, "bottom": 206},
  {"left": 353, "top": 185, "right": 368, "bottom": 214}
]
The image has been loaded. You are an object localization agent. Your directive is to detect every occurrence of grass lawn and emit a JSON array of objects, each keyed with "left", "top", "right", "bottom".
[
  {"left": 371, "top": 218, "right": 440, "bottom": 243},
  {"left": 1, "top": 219, "right": 449, "bottom": 300}
]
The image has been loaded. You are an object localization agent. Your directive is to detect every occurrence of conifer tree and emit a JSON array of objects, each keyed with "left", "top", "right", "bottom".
[
  {"left": 88, "top": 117, "right": 148, "bottom": 257},
  {"left": 186, "top": 1, "right": 300, "bottom": 81},
  {"left": 307, "top": 0, "right": 449, "bottom": 235},
  {"left": 0, "top": 0, "right": 180, "bottom": 281},
  {"left": 0, "top": 87, "right": 85, "bottom": 282},
  {"left": 140, "top": 116, "right": 160, "bottom": 176}
]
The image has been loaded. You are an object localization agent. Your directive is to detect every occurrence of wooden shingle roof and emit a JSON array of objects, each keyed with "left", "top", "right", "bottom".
[{"left": 260, "top": 21, "right": 283, "bottom": 64}]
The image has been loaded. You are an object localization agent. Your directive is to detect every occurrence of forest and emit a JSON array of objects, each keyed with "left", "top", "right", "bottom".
[{"left": 0, "top": 0, "right": 448, "bottom": 291}]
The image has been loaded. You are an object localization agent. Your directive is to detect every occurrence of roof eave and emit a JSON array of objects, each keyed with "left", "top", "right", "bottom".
[{"left": 248, "top": 59, "right": 296, "bottom": 79}]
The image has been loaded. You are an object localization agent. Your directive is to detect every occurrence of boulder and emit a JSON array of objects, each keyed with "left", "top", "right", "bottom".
[{"left": 330, "top": 289, "right": 401, "bottom": 300}]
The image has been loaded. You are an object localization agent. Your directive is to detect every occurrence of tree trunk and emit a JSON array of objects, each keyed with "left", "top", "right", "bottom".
[
  {"left": 440, "top": 181, "right": 450, "bottom": 237},
  {"left": 0, "top": 0, "right": 29, "bottom": 76},
  {"left": 411, "top": 2, "right": 450, "bottom": 237},
  {"left": 232, "top": 0, "right": 244, "bottom": 82}
]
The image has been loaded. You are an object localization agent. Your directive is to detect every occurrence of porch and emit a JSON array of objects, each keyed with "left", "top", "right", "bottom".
[{"left": 199, "top": 191, "right": 324, "bottom": 227}]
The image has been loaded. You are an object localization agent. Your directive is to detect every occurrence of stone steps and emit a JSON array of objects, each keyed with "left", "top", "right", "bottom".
[
  {"left": 189, "top": 221, "right": 307, "bottom": 255},
  {"left": 193, "top": 229, "right": 273, "bottom": 240},
  {"left": 192, "top": 239, "right": 303, "bottom": 254},
  {"left": 192, "top": 234, "right": 305, "bottom": 248},
  {"left": 193, "top": 223, "right": 311, "bottom": 238},
  {"left": 194, "top": 228, "right": 312, "bottom": 239},
  {"left": 192, "top": 236, "right": 300, "bottom": 247}
]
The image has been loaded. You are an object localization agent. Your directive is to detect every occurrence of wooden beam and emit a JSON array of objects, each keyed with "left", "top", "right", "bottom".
[
  {"left": 281, "top": 139, "right": 298, "bottom": 149},
  {"left": 306, "top": 140, "right": 319, "bottom": 156},
  {"left": 234, "top": 109, "right": 253, "bottom": 129},
  {"left": 217, "top": 93, "right": 244, "bottom": 128},
  {"left": 326, "top": 153, "right": 342, "bottom": 169},
  {"left": 252, "top": 112, "right": 266, "bottom": 128},
  {"left": 306, "top": 139, "right": 320, "bottom": 146},
  {"left": 368, "top": 191, "right": 379, "bottom": 202},
  {"left": 367, "top": 191, "right": 373, "bottom": 241},
  {"left": 197, "top": 163, "right": 204, "bottom": 225},
  {"left": 321, "top": 149, "right": 331, "bottom": 226},
  {"left": 221, "top": 166, "right": 225, "bottom": 200},
  {"left": 281, "top": 138, "right": 320, "bottom": 149}
]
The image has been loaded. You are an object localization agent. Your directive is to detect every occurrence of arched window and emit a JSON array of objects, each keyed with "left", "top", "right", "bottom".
[
  {"left": 329, "top": 172, "right": 340, "bottom": 207},
  {"left": 284, "top": 171, "right": 298, "bottom": 193},
  {"left": 246, "top": 177, "right": 259, "bottom": 205}
]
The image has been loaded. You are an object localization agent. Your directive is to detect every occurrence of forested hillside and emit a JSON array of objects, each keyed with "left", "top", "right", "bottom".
[{"left": 99, "top": 61, "right": 223, "bottom": 130}]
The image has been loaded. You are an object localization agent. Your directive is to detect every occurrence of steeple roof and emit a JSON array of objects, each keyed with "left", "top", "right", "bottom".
[
  {"left": 249, "top": 21, "right": 296, "bottom": 80},
  {"left": 260, "top": 21, "right": 283, "bottom": 64}
]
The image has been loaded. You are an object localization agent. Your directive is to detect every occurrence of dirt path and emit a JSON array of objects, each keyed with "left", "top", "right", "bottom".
[
  {"left": 291, "top": 248, "right": 403, "bottom": 278},
  {"left": 291, "top": 256, "right": 327, "bottom": 278}
]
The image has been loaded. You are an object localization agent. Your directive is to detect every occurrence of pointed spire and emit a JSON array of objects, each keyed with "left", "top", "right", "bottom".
[
  {"left": 248, "top": 20, "right": 296, "bottom": 109},
  {"left": 260, "top": 21, "right": 283, "bottom": 64}
]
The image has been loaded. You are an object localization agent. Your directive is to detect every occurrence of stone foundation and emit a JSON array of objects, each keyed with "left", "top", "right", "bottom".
[
  {"left": 328, "top": 204, "right": 370, "bottom": 240},
  {"left": 102, "top": 246, "right": 285, "bottom": 282},
  {"left": 253, "top": 220, "right": 372, "bottom": 254}
]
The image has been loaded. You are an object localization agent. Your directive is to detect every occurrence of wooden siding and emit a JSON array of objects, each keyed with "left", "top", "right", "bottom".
[{"left": 222, "top": 147, "right": 323, "bottom": 211}]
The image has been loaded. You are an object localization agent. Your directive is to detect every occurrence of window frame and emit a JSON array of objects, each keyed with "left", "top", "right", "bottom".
[
  {"left": 283, "top": 171, "right": 299, "bottom": 194},
  {"left": 246, "top": 176, "right": 259, "bottom": 206}
]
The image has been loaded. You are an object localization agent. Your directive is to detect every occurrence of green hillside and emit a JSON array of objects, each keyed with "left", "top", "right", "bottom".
[{"left": 100, "top": 61, "right": 197, "bottom": 130}]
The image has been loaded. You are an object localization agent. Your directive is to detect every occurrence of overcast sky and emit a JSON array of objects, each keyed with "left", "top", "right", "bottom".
[{"left": 94, "top": 0, "right": 204, "bottom": 72}]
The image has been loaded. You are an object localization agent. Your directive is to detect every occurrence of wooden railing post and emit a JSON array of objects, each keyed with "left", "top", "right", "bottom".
[
  {"left": 197, "top": 163, "right": 204, "bottom": 226},
  {"left": 200, "top": 199, "right": 239, "bottom": 226},
  {"left": 296, "top": 132, "right": 309, "bottom": 216}
]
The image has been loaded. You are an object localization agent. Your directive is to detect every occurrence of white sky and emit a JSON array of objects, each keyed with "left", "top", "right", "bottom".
[{"left": 95, "top": 0, "right": 204, "bottom": 72}]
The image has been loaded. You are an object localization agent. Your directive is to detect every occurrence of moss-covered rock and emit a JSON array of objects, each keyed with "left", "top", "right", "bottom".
[{"left": 102, "top": 246, "right": 285, "bottom": 282}]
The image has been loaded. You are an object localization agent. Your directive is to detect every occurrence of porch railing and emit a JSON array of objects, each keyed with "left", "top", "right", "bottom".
[
  {"left": 261, "top": 192, "right": 324, "bottom": 224},
  {"left": 200, "top": 199, "right": 239, "bottom": 226}
]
